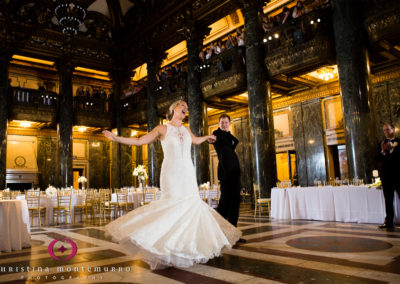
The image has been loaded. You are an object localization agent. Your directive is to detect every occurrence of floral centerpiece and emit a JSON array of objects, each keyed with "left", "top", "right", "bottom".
[
  {"left": 369, "top": 177, "right": 382, "bottom": 189},
  {"left": 78, "top": 176, "right": 87, "bottom": 189},
  {"left": 46, "top": 185, "right": 57, "bottom": 196},
  {"left": 199, "top": 182, "right": 210, "bottom": 190},
  {"left": 133, "top": 165, "right": 148, "bottom": 189}
]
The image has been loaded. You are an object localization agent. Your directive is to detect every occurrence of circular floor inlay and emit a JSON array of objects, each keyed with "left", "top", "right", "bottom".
[{"left": 286, "top": 236, "right": 392, "bottom": 252}]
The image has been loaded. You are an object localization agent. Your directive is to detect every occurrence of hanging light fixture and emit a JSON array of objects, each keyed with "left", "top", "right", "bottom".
[{"left": 55, "top": 2, "right": 86, "bottom": 35}]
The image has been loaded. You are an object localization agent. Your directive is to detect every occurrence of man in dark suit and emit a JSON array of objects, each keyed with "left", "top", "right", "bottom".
[
  {"left": 212, "top": 114, "right": 242, "bottom": 228},
  {"left": 378, "top": 123, "right": 400, "bottom": 230}
]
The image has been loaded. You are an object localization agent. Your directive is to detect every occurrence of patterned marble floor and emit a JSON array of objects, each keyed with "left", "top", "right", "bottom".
[{"left": 1, "top": 204, "right": 400, "bottom": 283}]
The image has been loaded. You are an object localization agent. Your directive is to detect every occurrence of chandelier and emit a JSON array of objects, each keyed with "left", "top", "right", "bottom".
[
  {"left": 55, "top": 2, "right": 86, "bottom": 35},
  {"left": 315, "top": 66, "right": 338, "bottom": 81}
]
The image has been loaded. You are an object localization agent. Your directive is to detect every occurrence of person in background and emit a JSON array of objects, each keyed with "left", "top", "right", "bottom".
[
  {"left": 377, "top": 123, "right": 400, "bottom": 230},
  {"left": 226, "top": 34, "right": 237, "bottom": 49},
  {"left": 281, "top": 6, "right": 293, "bottom": 24},
  {"left": 292, "top": 1, "right": 305, "bottom": 19}
]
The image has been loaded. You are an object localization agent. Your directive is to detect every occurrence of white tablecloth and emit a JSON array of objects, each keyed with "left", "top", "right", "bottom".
[
  {"left": 271, "top": 186, "right": 400, "bottom": 224},
  {"left": 202, "top": 190, "right": 220, "bottom": 208},
  {"left": 0, "top": 200, "right": 31, "bottom": 252},
  {"left": 111, "top": 190, "right": 219, "bottom": 208},
  {"left": 40, "top": 194, "right": 85, "bottom": 225},
  {"left": 111, "top": 191, "right": 162, "bottom": 208}
]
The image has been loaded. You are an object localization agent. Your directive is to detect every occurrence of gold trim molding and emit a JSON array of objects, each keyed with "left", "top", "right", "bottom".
[{"left": 272, "top": 82, "right": 340, "bottom": 109}]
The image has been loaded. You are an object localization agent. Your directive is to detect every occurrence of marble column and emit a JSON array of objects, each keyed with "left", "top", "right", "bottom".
[
  {"left": 185, "top": 22, "right": 210, "bottom": 184},
  {"left": 136, "top": 146, "right": 143, "bottom": 165},
  {"left": 56, "top": 55, "right": 74, "bottom": 188},
  {"left": 333, "top": 0, "right": 377, "bottom": 182},
  {"left": 110, "top": 65, "right": 131, "bottom": 189},
  {"left": 291, "top": 100, "right": 327, "bottom": 186},
  {"left": 0, "top": 49, "right": 11, "bottom": 189},
  {"left": 146, "top": 50, "right": 164, "bottom": 187},
  {"left": 242, "top": 1, "right": 277, "bottom": 198}
]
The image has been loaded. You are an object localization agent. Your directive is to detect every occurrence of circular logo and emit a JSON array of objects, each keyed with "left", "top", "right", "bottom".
[{"left": 48, "top": 239, "right": 78, "bottom": 260}]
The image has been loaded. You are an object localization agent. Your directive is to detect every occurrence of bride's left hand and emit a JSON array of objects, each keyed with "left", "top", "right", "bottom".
[{"left": 207, "top": 135, "right": 216, "bottom": 144}]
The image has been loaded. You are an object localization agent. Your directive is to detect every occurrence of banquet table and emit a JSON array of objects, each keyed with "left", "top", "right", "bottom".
[
  {"left": 0, "top": 200, "right": 31, "bottom": 252},
  {"left": 111, "top": 190, "right": 162, "bottom": 208},
  {"left": 40, "top": 194, "right": 85, "bottom": 225},
  {"left": 271, "top": 186, "right": 400, "bottom": 224},
  {"left": 112, "top": 189, "right": 219, "bottom": 208},
  {"left": 203, "top": 190, "right": 220, "bottom": 208}
]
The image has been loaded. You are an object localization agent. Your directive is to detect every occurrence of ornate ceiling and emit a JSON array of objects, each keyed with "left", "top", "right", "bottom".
[{"left": 0, "top": 0, "right": 239, "bottom": 72}]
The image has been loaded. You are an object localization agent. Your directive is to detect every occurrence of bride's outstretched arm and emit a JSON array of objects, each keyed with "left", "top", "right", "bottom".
[
  {"left": 185, "top": 126, "right": 216, "bottom": 145},
  {"left": 103, "top": 125, "right": 164, "bottom": 146}
]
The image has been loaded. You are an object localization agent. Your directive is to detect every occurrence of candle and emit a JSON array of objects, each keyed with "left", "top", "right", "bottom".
[{"left": 372, "top": 170, "right": 379, "bottom": 178}]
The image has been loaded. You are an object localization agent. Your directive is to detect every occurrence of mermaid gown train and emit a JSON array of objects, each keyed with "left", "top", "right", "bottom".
[{"left": 104, "top": 124, "right": 242, "bottom": 269}]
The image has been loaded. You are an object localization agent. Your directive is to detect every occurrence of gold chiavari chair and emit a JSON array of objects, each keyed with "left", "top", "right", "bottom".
[
  {"left": 1, "top": 190, "right": 8, "bottom": 200},
  {"left": 141, "top": 190, "right": 156, "bottom": 206},
  {"left": 92, "top": 189, "right": 102, "bottom": 222},
  {"left": 198, "top": 190, "right": 207, "bottom": 202},
  {"left": 25, "top": 190, "right": 46, "bottom": 227},
  {"left": 254, "top": 186, "right": 270, "bottom": 217},
  {"left": 99, "top": 189, "right": 115, "bottom": 221},
  {"left": 53, "top": 189, "right": 72, "bottom": 225},
  {"left": 116, "top": 190, "right": 134, "bottom": 217},
  {"left": 74, "top": 189, "right": 95, "bottom": 224},
  {"left": 209, "top": 185, "right": 220, "bottom": 208}
]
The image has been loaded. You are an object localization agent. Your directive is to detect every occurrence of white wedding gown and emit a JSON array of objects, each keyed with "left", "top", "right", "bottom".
[{"left": 105, "top": 124, "right": 242, "bottom": 269}]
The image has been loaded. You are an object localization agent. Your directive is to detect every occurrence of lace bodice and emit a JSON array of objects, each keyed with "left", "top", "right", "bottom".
[{"left": 161, "top": 124, "right": 192, "bottom": 161}]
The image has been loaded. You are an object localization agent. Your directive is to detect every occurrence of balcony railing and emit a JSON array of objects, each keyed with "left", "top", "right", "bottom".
[
  {"left": 12, "top": 87, "right": 58, "bottom": 107},
  {"left": 156, "top": 72, "right": 188, "bottom": 115},
  {"left": 122, "top": 90, "right": 148, "bottom": 124},
  {"left": 10, "top": 87, "right": 112, "bottom": 127},
  {"left": 200, "top": 46, "right": 246, "bottom": 99},
  {"left": 264, "top": 8, "right": 335, "bottom": 77},
  {"left": 73, "top": 96, "right": 110, "bottom": 113},
  {"left": 73, "top": 96, "right": 112, "bottom": 127},
  {"left": 10, "top": 87, "right": 57, "bottom": 122},
  {"left": 364, "top": 0, "right": 400, "bottom": 43}
]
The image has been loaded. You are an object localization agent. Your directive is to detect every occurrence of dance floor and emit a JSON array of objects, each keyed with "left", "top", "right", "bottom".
[{"left": 1, "top": 204, "right": 399, "bottom": 283}]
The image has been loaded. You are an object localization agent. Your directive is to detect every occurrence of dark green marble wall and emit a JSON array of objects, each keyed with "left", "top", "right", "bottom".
[
  {"left": 111, "top": 128, "right": 133, "bottom": 188},
  {"left": 232, "top": 117, "right": 253, "bottom": 196},
  {"left": 89, "top": 140, "right": 110, "bottom": 189},
  {"left": 372, "top": 78, "right": 400, "bottom": 140},
  {"left": 38, "top": 136, "right": 112, "bottom": 189},
  {"left": 291, "top": 100, "right": 327, "bottom": 186},
  {"left": 37, "top": 136, "right": 58, "bottom": 189}
]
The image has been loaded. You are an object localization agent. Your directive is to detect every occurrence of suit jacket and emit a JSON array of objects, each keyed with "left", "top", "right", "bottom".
[
  {"left": 377, "top": 136, "right": 400, "bottom": 183},
  {"left": 212, "top": 128, "right": 240, "bottom": 180}
]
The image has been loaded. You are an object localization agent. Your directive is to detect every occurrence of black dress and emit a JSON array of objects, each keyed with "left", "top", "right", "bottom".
[{"left": 212, "top": 128, "right": 241, "bottom": 227}]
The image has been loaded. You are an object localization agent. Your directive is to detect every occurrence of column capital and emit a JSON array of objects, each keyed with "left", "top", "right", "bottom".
[
  {"left": 0, "top": 47, "right": 12, "bottom": 62},
  {"left": 234, "top": 0, "right": 267, "bottom": 11},
  {"left": 55, "top": 56, "right": 75, "bottom": 76},
  {"left": 180, "top": 19, "right": 211, "bottom": 43},
  {"left": 143, "top": 46, "right": 167, "bottom": 67},
  {"left": 109, "top": 50, "right": 135, "bottom": 88}
]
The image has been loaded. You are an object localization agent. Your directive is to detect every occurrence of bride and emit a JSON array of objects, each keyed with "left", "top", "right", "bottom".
[{"left": 102, "top": 100, "right": 242, "bottom": 269}]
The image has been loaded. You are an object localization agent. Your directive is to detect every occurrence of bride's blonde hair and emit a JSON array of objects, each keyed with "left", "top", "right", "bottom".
[{"left": 166, "top": 100, "right": 185, "bottom": 121}]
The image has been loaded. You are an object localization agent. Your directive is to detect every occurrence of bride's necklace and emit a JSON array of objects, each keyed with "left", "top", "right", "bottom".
[
  {"left": 177, "top": 128, "right": 184, "bottom": 143},
  {"left": 169, "top": 123, "right": 184, "bottom": 143}
]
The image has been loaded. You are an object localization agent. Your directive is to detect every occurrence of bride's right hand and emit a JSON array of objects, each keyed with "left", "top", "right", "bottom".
[{"left": 103, "top": 130, "right": 116, "bottom": 141}]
